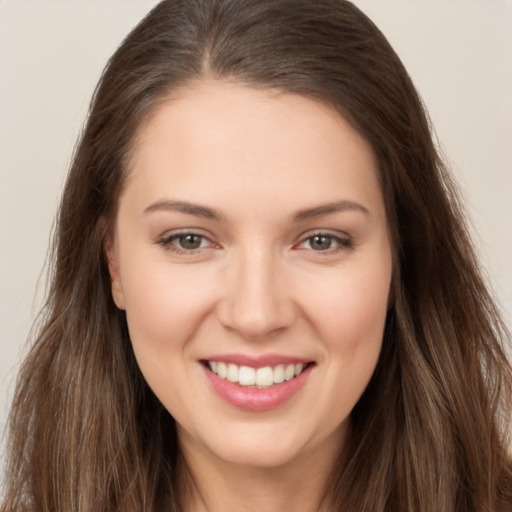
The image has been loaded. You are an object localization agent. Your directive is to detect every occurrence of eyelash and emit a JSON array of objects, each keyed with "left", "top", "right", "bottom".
[
  {"left": 294, "top": 232, "right": 353, "bottom": 253},
  {"left": 156, "top": 232, "right": 218, "bottom": 254},
  {"left": 156, "top": 231, "right": 353, "bottom": 255}
]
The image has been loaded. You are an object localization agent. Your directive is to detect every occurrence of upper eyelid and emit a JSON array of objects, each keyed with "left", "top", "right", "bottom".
[
  {"left": 294, "top": 228, "right": 351, "bottom": 242},
  {"left": 157, "top": 228, "right": 215, "bottom": 241}
]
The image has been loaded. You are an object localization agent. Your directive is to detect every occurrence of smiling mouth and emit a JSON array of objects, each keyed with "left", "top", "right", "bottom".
[{"left": 202, "top": 360, "right": 313, "bottom": 389}]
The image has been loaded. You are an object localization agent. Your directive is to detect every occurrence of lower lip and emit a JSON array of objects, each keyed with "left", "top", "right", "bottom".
[{"left": 202, "top": 364, "right": 313, "bottom": 412}]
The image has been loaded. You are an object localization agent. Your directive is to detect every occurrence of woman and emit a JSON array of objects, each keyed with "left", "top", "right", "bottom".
[{"left": 3, "top": 0, "right": 512, "bottom": 510}]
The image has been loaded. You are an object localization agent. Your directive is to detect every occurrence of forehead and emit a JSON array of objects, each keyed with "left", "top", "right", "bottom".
[{"left": 124, "top": 80, "right": 384, "bottom": 220}]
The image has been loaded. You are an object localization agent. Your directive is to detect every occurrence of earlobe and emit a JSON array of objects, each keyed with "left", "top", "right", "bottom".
[{"left": 104, "top": 235, "right": 126, "bottom": 310}]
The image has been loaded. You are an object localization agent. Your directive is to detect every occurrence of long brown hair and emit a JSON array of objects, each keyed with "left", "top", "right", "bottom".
[{"left": 3, "top": 1, "right": 512, "bottom": 510}]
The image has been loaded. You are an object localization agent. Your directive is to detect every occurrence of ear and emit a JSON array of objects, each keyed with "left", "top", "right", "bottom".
[{"left": 104, "top": 233, "right": 126, "bottom": 310}]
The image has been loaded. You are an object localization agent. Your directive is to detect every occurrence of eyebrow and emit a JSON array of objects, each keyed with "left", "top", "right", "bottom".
[
  {"left": 143, "top": 199, "right": 370, "bottom": 222},
  {"left": 292, "top": 200, "right": 370, "bottom": 222},
  {"left": 144, "top": 200, "right": 224, "bottom": 221}
]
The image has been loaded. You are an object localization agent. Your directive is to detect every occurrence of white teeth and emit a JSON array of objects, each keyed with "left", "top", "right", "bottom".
[
  {"left": 239, "top": 366, "right": 256, "bottom": 386},
  {"left": 217, "top": 362, "right": 227, "bottom": 379},
  {"left": 207, "top": 360, "right": 308, "bottom": 387},
  {"left": 273, "top": 364, "right": 285, "bottom": 384},
  {"left": 226, "top": 363, "right": 239, "bottom": 383},
  {"left": 284, "top": 364, "right": 295, "bottom": 381},
  {"left": 256, "top": 366, "right": 274, "bottom": 387}
]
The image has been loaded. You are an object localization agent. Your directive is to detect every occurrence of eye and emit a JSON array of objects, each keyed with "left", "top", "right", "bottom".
[
  {"left": 156, "top": 232, "right": 216, "bottom": 253},
  {"left": 307, "top": 234, "right": 335, "bottom": 251},
  {"left": 296, "top": 233, "right": 352, "bottom": 252},
  {"left": 173, "top": 234, "right": 208, "bottom": 250}
]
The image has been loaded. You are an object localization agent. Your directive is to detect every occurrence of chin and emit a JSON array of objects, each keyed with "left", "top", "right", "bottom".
[
  {"left": 210, "top": 439, "right": 307, "bottom": 469},
  {"left": 187, "top": 418, "right": 337, "bottom": 470}
]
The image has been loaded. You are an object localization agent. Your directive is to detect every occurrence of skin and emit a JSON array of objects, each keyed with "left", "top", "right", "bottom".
[{"left": 106, "top": 80, "right": 392, "bottom": 511}]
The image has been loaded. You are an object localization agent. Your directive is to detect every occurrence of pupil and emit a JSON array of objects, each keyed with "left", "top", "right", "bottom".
[
  {"left": 311, "top": 235, "right": 331, "bottom": 250},
  {"left": 180, "top": 235, "right": 201, "bottom": 249}
]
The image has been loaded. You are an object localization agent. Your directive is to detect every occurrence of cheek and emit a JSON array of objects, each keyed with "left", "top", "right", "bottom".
[
  {"left": 310, "top": 264, "right": 391, "bottom": 347},
  {"left": 120, "top": 260, "right": 218, "bottom": 376},
  {"left": 121, "top": 263, "right": 222, "bottom": 421},
  {"left": 307, "top": 263, "right": 391, "bottom": 418},
  {"left": 302, "top": 248, "right": 392, "bottom": 395}
]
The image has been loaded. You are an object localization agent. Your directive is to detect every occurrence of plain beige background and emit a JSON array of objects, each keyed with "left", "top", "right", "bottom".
[{"left": 1, "top": 0, "right": 511, "bottom": 474}]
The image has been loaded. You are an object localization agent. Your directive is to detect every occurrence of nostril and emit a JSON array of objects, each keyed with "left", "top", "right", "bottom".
[{"left": 216, "top": 299, "right": 297, "bottom": 340}]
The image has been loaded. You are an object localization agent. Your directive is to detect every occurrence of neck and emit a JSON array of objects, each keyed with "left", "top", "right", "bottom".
[{"left": 176, "top": 426, "right": 346, "bottom": 512}]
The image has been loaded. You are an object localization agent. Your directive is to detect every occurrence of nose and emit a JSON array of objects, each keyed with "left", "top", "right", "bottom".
[{"left": 216, "top": 247, "right": 296, "bottom": 340}]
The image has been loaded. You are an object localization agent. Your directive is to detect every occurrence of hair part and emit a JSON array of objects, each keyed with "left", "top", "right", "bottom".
[{"left": 3, "top": 1, "right": 512, "bottom": 510}]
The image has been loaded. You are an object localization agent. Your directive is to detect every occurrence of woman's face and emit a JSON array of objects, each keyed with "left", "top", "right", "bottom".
[{"left": 107, "top": 81, "right": 392, "bottom": 469}]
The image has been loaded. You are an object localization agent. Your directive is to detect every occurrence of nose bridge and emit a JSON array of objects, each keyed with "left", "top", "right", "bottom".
[{"left": 219, "top": 243, "right": 294, "bottom": 338}]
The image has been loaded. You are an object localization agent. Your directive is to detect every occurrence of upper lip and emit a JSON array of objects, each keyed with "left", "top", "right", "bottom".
[{"left": 200, "top": 353, "right": 313, "bottom": 369}]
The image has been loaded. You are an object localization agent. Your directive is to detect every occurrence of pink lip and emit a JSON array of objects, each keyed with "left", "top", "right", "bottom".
[
  {"left": 200, "top": 359, "right": 314, "bottom": 412},
  {"left": 201, "top": 353, "right": 311, "bottom": 369}
]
